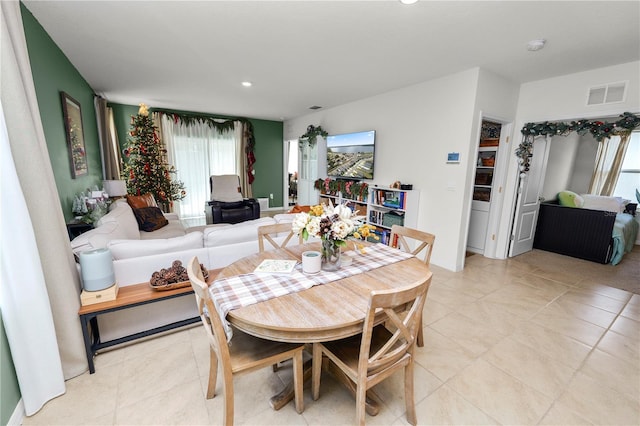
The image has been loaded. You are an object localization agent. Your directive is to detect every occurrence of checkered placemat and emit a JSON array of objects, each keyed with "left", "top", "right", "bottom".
[{"left": 209, "top": 243, "right": 414, "bottom": 341}]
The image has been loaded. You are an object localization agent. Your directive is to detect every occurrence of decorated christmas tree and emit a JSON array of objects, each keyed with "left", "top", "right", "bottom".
[{"left": 121, "top": 104, "right": 186, "bottom": 211}]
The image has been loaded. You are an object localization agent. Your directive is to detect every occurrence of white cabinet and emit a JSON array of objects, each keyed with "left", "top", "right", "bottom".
[
  {"left": 319, "top": 184, "right": 419, "bottom": 246},
  {"left": 367, "top": 187, "right": 419, "bottom": 245}
]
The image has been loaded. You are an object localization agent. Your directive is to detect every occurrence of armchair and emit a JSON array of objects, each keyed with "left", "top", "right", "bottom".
[{"left": 205, "top": 174, "right": 260, "bottom": 224}]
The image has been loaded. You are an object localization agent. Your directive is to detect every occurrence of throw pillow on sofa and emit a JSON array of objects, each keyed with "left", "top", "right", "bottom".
[
  {"left": 557, "top": 190, "right": 584, "bottom": 208},
  {"left": 126, "top": 193, "right": 158, "bottom": 209},
  {"left": 96, "top": 201, "right": 140, "bottom": 240},
  {"left": 133, "top": 206, "right": 169, "bottom": 232}
]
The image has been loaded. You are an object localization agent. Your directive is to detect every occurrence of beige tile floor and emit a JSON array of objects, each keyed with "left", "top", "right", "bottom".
[{"left": 23, "top": 250, "right": 640, "bottom": 425}]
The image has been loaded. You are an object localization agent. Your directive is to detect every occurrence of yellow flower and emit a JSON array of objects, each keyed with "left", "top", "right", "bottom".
[
  {"left": 309, "top": 204, "right": 324, "bottom": 216},
  {"left": 138, "top": 103, "right": 149, "bottom": 116}
]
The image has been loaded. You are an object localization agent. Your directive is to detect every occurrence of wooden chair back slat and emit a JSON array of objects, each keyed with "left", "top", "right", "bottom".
[
  {"left": 258, "top": 222, "right": 302, "bottom": 253},
  {"left": 390, "top": 225, "right": 435, "bottom": 266}
]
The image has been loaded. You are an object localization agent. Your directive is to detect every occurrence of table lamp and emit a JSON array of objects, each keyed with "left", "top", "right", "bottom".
[{"left": 102, "top": 180, "right": 127, "bottom": 199}]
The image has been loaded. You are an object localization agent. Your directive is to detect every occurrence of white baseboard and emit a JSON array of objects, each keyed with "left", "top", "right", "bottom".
[{"left": 7, "top": 398, "right": 24, "bottom": 426}]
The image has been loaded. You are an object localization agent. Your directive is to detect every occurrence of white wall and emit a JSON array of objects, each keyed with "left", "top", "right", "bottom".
[
  {"left": 466, "top": 69, "right": 520, "bottom": 262},
  {"left": 286, "top": 61, "right": 639, "bottom": 268},
  {"left": 496, "top": 61, "right": 640, "bottom": 257},
  {"left": 541, "top": 133, "right": 580, "bottom": 200},
  {"left": 286, "top": 68, "right": 520, "bottom": 271},
  {"left": 567, "top": 133, "right": 599, "bottom": 194}
]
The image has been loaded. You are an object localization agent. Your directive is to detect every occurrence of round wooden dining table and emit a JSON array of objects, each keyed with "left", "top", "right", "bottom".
[
  {"left": 216, "top": 241, "right": 432, "bottom": 413},
  {"left": 221, "top": 242, "right": 431, "bottom": 343}
]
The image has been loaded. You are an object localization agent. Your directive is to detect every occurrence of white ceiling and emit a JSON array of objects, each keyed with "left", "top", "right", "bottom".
[{"left": 23, "top": 1, "right": 640, "bottom": 122}]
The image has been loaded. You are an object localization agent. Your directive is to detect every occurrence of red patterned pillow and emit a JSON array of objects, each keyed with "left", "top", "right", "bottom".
[{"left": 132, "top": 206, "right": 168, "bottom": 232}]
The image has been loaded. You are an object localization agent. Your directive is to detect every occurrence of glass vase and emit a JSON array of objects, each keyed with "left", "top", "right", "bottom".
[{"left": 321, "top": 239, "right": 341, "bottom": 271}]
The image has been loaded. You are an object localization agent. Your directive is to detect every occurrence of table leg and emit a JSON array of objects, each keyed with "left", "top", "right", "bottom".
[
  {"left": 79, "top": 314, "right": 96, "bottom": 374},
  {"left": 268, "top": 358, "right": 380, "bottom": 416}
]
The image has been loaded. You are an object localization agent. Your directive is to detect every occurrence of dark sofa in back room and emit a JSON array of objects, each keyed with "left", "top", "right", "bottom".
[{"left": 534, "top": 200, "right": 617, "bottom": 264}]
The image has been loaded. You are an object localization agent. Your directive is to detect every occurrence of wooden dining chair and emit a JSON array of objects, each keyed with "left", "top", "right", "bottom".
[
  {"left": 257, "top": 222, "right": 303, "bottom": 253},
  {"left": 186, "top": 256, "right": 305, "bottom": 426},
  {"left": 311, "top": 275, "right": 432, "bottom": 426},
  {"left": 389, "top": 224, "right": 435, "bottom": 347}
]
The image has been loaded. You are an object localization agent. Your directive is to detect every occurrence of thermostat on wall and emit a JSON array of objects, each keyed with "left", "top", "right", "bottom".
[{"left": 447, "top": 152, "right": 460, "bottom": 163}]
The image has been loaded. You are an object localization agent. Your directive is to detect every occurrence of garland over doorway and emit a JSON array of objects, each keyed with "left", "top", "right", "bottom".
[{"left": 516, "top": 112, "right": 640, "bottom": 174}]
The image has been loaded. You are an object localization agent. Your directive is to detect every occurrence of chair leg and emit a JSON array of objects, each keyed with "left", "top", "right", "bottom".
[
  {"left": 207, "top": 347, "right": 218, "bottom": 399},
  {"left": 404, "top": 360, "right": 417, "bottom": 426},
  {"left": 416, "top": 313, "right": 424, "bottom": 347},
  {"left": 293, "top": 350, "right": 304, "bottom": 414},
  {"left": 355, "top": 383, "right": 367, "bottom": 426},
  {"left": 312, "top": 343, "right": 322, "bottom": 401},
  {"left": 222, "top": 371, "right": 234, "bottom": 426}
]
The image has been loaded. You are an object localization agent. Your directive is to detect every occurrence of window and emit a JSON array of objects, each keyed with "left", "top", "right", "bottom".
[
  {"left": 160, "top": 115, "right": 239, "bottom": 225},
  {"left": 613, "top": 131, "right": 640, "bottom": 203}
]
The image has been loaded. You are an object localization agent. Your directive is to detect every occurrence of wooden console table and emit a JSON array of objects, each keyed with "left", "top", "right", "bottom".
[{"left": 78, "top": 269, "right": 220, "bottom": 374}]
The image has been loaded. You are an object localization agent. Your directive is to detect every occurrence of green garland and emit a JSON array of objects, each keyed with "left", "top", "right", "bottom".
[
  {"left": 299, "top": 125, "right": 328, "bottom": 146},
  {"left": 153, "top": 110, "right": 255, "bottom": 152},
  {"left": 314, "top": 178, "right": 369, "bottom": 201},
  {"left": 516, "top": 112, "right": 640, "bottom": 174}
]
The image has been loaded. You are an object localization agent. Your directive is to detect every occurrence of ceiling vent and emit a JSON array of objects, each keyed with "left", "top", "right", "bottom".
[
  {"left": 587, "top": 81, "right": 627, "bottom": 105},
  {"left": 309, "top": 105, "right": 322, "bottom": 110}
]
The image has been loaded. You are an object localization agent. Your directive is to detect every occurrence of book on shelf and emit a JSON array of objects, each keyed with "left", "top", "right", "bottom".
[
  {"left": 253, "top": 259, "right": 298, "bottom": 275},
  {"left": 367, "top": 227, "right": 390, "bottom": 245},
  {"left": 372, "top": 188, "right": 406, "bottom": 209}
]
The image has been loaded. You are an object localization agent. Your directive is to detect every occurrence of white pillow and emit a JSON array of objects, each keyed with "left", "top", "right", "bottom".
[
  {"left": 203, "top": 217, "right": 275, "bottom": 247},
  {"left": 210, "top": 175, "right": 243, "bottom": 202},
  {"left": 580, "top": 194, "right": 624, "bottom": 213},
  {"left": 107, "top": 231, "right": 203, "bottom": 260},
  {"left": 97, "top": 202, "right": 140, "bottom": 240}
]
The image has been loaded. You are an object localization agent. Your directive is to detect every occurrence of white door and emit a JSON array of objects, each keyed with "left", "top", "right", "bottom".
[
  {"left": 509, "top": 136, "right": 551, "bottom": 256},
  {"left": 297, "top": 139, "right": 319, "bottom": 205}
]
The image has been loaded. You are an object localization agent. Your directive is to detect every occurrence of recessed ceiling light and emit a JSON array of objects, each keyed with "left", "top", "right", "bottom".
[
  {"left": 241, "top": 81, "right": 252, "bottom": 87},
  {"left": 527, "top": 39, "right": 546, "bottom": 52},
  {"left": 400, "top": 0, "right": 418, "bottom": 4}
]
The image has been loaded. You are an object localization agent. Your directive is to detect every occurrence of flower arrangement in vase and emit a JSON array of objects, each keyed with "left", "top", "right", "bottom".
[{"left": 291, "top": 202, "right": 377, "bottom": 271}]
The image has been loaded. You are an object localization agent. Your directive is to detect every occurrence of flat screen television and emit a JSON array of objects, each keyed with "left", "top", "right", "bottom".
[{"left": 326, "top": 130, "right": 375, "bottom": 180}]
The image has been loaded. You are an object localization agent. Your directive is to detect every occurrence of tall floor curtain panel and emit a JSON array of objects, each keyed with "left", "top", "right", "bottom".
[{"left": 1, "top": 1, "right": 88, "bottom": 416}]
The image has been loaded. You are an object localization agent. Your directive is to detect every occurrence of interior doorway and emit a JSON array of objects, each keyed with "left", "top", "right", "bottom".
[{"left": 287, "top": 140, "right": 298, "bottom": 207}]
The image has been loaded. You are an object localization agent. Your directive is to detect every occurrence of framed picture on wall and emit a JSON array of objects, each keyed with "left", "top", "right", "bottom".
[{"left": 61, "top": 91, "right": 88, "bottom": 178}]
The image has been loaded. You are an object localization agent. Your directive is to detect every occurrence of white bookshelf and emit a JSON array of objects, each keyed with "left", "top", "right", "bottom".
[{"left": 318, "top": 185, "right": 420, "bottom": 246}]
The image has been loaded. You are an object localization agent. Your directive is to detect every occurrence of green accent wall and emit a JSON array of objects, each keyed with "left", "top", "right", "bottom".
[
  {"left": 251, "top": 119, "right": 284, "bottom": 207},
  {"left": 1, "top": 313, "right": 20, "bottom": 426},
  {"left": 21, "top": 3, "right": 102, "bottom": 222},
  {"left": 110, "top": 103, "right": 285, "bottom": 207}
]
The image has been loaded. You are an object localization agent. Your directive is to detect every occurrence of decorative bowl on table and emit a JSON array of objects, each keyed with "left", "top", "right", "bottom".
[{"left": 149, "top": 260, "right": 209, "bottom": 291}]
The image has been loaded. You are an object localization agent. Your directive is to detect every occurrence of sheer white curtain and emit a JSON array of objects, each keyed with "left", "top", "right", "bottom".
[
  {"left": 160, "top": 114, "right": 237, "bottom": 223},
  {"left": 588, "top": 134, "right": 631, "bottom": 196}
]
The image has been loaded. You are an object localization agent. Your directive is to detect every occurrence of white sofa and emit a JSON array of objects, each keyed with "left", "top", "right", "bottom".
[{"left": 71, "top": 200, "right": 297, "bottom": 341}]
